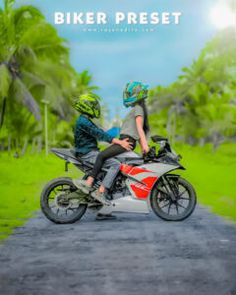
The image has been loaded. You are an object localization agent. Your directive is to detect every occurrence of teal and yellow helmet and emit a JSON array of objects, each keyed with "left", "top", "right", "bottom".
[
  {"left": 123, "top": 81, "right": 149, "bottom": 107},
  {"left": 73, "top": 93, "right": 101, "bottom": 118}
]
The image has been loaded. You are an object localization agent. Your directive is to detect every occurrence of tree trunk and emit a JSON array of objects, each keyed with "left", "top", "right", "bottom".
[
  {"left": 212, "top": 133, "right": 224, "bottom": 152},
  {"left": 187, "top": 136, "right": 196, "bottom": 145},
  {"left": 14, "top": 138, "right": 20, "bottom": 158},
  {"left": 0, "top": 97, "right": 6, "bottom": 129},
  {"left": 1, "top": 139, "right": 4, "bottom": 151},
  {"left": 199, "top": 137, "right": 205, "bottom": 147},
  {"left": 37, "top": 137, "right": 42, "bottom": 153},
  {"left": 21, "top": 138, "right": 28, "bottom": 156},
  {"left": 15, "top": 138, "right": 19, "bottom": 151},
  {"left": 8, "top": 135, "right": 11, "bottom": 154},
  {"left": 31, "top": 138, "right": 36, "bottom": 154},
  {"left": 167, "top": 106, "right": 176, "bottom": 145}
]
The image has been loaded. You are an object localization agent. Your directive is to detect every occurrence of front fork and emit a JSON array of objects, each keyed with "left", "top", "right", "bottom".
[{"left": 156, "top": 174, "right": 180, "bottom": 202}]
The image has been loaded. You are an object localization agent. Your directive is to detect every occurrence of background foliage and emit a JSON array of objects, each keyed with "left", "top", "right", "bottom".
[
  {"left": 0, "top": 0, "right": 98, "bottom": 154},
  {"left": 149, "top": 28, "right": 236, "bottom": 149},
  {"left": 0, "top": 1, "right": 236, "bottom": 241}
]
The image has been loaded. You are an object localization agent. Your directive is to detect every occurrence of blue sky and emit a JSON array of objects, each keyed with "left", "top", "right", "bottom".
[{"left": 1, "top": 0, "right": 218, "bottom": 118}]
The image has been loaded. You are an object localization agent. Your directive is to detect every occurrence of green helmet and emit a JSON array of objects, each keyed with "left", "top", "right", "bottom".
[
  {"left": 123, "top": 81, "right": 149, "bottom": 107},
  {"left": 73, "top": 93, "right": 101, "bottom": 118}
]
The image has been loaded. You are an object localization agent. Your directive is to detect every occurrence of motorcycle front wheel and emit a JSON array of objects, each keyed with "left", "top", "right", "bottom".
[
  {"left": 40, "top": 177, "right": 87, "bottom": 224},
  {"left": 151, "top": 176, "right": 197, "bottom": 221}
]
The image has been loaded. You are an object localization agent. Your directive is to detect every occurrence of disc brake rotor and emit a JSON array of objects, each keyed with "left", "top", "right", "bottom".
[{"left": 55, "top": 193, "right": 72, "bottom": 210}]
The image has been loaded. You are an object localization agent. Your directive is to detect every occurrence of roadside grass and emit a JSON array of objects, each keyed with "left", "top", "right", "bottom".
[
  {"left": 176, "top": 143, "right": 236, "bottom": 222},
  {"left": 0, "top": 152, "right": 81, "bottom": 242},
  {"left": 0, "top": 143, "right": 236, "bottom": 242}
]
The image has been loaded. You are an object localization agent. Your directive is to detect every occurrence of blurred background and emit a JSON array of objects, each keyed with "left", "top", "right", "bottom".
[{"left": 0, "top": 0, "right": 236, "bottom": 240}]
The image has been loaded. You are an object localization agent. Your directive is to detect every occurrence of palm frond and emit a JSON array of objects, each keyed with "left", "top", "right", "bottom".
[
  {"left": 14, "top": 5, "right": 45, "bottom": 42},
  {"left": 4, "top": 0, "right": 15, "bottom": 11},
  {"left": 14, "top": 5, "right": 44, "bottom": 24},
  {"left": 12, "top": 78, "right": 40, "bottom": 120},
  {"left": 20, "top": 23, "right": 69, "bottom": 61},
  {"left": 21, "top": 70, "right": 45, "bottom": 89},
  {"left": 0, "top": 64, "right": 12, "bottom": 97}
]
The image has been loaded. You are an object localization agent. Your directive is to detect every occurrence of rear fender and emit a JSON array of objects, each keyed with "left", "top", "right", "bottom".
[{"left": 52, "top": 150, "right": 79, "bottom": 165}]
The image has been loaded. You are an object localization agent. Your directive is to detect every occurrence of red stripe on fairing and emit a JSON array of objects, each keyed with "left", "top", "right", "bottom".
[
  {"left": 131, "top": 185, "right": 149, "bottom": 199},
  {"left": 129, "top": 167, "right": 151, "bottom": 176},
  {"left": 142, "top": 176, "right": 158, "bottom": 189},
  {"left": 120, "top": 164, "right": 151, "bottom": 176},
  {"left": 130, "top": 176, "right": 158, "bottom": 199},
  {"left": 120, "top": 164, "right": 133, "bottom": 175}
]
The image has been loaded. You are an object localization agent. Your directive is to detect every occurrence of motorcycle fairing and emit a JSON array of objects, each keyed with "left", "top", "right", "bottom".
[
  {"left": 120, "top": 162, "right": 180, "bottom": 200},
  {"left": 99, "top": 162, "right": 180, "bottom": 215}
]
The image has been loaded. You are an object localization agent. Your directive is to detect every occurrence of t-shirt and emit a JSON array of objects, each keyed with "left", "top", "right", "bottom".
[{"left": 120, "top": 104, "right": 144, "bottom": 140}]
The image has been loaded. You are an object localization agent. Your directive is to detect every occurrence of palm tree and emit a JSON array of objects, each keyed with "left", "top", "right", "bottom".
[
  {"left": 0, "top": 0, "right": 75, "bottom": 129},
  {"left": 74, "top": 70, "right": 99, "bottom": 95},
  {"left": 149, "top": 27, "right": 236, "bottom": 146}
]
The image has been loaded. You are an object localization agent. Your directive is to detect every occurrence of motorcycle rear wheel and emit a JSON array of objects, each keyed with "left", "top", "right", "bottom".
[
  {"left": 151, "top": 176, "right": 197, "bottom": 221},
  {"left": 40, "top": 177, "right": 87, "bottom": 224}
]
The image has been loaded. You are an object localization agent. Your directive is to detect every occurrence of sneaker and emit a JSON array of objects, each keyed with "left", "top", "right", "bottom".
[
  {"left": 73, "top": 179, "right": 93, "bottom": 194},
  {"left": 91, "top": 190, "right": 110, "bottom": 205},
  {"left": 96, "top": 213, "right": 117, "bottom": 221}
]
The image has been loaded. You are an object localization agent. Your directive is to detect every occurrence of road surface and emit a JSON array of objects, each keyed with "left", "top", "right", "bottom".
[{"left": 0, "top": 206, "right": 236, "bottom": 295}]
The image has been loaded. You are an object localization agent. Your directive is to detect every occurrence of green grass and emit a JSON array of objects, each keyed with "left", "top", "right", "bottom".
[
  {"left": 176, "top": 143, "right": 236, "bottom": 221},
  {"left": 0, "top": 152, "right": 81, "bottom": 241},
  {"left": 0, "top": 143, "right": 236, "bottom": 242}
]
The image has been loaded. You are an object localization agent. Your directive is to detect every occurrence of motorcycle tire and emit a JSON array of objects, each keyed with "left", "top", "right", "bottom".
[
  {"left": 151, "top": 176, "right": 197, "bottom": 221},
  {"left": 40, "top": 177, "right": 87, "bottom": 224}
]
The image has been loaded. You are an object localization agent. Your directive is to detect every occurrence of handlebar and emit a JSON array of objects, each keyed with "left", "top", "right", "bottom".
[{"left": 143, "top": 135, "right": 182, "bottom": 163}]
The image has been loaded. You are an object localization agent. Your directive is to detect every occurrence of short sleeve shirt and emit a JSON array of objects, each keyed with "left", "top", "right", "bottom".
[{"left": 120, "top": 104, "right": 144, "bottom": 140}]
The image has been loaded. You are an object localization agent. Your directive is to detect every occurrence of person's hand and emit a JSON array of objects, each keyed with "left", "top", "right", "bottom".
[
  {"left": 142, "top": 145, "right": 150, "bottom": 154},
  {"left": 120, "top": 138, "right": 133, "bottom": 151}
]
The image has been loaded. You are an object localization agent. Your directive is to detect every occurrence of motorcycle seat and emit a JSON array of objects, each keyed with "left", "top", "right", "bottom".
[
  {"left": 115, "top": 156, "right": 142, "bottom": 163},
  {"left": 51, "top": 148, "right": 80, "bottom": 162},
  {"left": 115, "top": 151, "right": 144, "bottom": 165}
]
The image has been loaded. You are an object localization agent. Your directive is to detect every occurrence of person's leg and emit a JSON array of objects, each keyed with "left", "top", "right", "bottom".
[
  {"left": 95, "top": 144, "right": 127, "bottom": 191},
  {"left": 74, "top": 144, "right": 124, "bottom": 193},
  {"left": 80, "top": 144, "right": 124, "bottom": 194},
  {"left": 91, "top": 157, "right": 121, "bottom": 204},
  {"left": 87, "top": 152, "right": 107, "bottom": 189},
  {"left": 100, "top": 157, "right": 121, "bottom": 190},
  {"left": 73, "top": 150, "right": 98, "bottom": 192},
  {"left": 89, "top": 144, "right": 125, "bottom": 181},
  {"left": 91, "top": 144, "right": 126, "bottom": 202}
]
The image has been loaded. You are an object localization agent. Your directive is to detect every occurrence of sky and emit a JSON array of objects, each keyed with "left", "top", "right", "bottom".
[{"left": 1, "top": 0, "right": 218, "bottom": 118}]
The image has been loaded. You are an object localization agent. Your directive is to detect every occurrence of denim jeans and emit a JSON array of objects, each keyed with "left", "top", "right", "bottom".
[{"left": 80, "top": 150, "right": 121, "bottom": 189}]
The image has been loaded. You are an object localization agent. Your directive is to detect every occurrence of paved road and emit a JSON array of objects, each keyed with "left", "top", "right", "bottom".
[{"left": 0, "top": 206, "right": 236, "bottom": 295}]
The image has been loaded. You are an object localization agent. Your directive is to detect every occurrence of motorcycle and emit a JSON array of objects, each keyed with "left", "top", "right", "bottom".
[{"left": 40, "top": 135, "right": 197, "bottom": 223}]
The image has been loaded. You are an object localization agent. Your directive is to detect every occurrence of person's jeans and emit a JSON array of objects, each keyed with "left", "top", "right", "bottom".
[
  {"left": 80, "top": 150, "right": 121, "bottom": 189},
  {"left": 89, "top": 135, "right": 136, "bottom": 182}
]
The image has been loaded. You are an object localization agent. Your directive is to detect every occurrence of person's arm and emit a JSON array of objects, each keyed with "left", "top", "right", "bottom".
[
  {"left": 136, "top": 116, "right": 149, "bottom": 154},
  {"left": 79, "top": 116, "right": 113, "bottom": 143},
  {"left": 112, "top": 138, "right": 132, "bottom": 150},
  {"left": 80, "top": 116, "right": 132, "bottom": 150}
]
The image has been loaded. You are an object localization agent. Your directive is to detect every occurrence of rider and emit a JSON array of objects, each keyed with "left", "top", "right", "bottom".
[
  {"left": 77, "top": 82, "right": 150, "bottom": 202},
  {"left": 72, "top": 93, "right": 132, "bottom": 205}
]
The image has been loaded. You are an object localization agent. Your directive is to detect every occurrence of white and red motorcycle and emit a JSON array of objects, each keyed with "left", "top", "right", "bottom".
[{"left": 40, "top": 136, "right": 197, "bottom": 223}]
